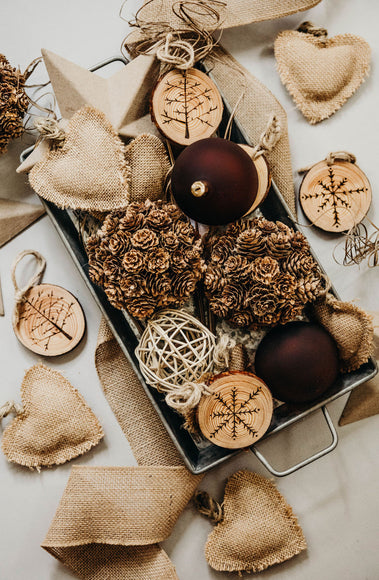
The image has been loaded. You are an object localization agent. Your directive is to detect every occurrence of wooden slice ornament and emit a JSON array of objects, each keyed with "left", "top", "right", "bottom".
[
  {"left": 198, "top": 371, "right": 273, "bottom": 449},
  {"left": 239, "top": 144, "right": 271, "bottom": 214},
  {"left": 151, "top": 68, "right": 224, "bottom": 146},
  {"left": 299, "top": 153, "right": 372, "bottom": 232},
  {"left": 12, "top": 250, "right": 85, "bottom": 357}
]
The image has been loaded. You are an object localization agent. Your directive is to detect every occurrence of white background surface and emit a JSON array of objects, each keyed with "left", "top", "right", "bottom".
[{"left": 0, "top": 1, "right": 378, "bottom": 579}]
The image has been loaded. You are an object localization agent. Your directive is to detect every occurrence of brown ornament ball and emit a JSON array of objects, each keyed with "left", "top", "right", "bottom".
[
  {"left": 171, "top": 138, "right": 259, "bottom": 225},
  {"left": 254, "top": 321, "right": 340, "bottom": 404}
]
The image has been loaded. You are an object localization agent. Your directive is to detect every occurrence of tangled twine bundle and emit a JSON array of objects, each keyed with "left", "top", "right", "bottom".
[
  {"left": 135, "top": 309, "right": 216, "bottom": 414},
  {"left": 0, "top": 54, "right": 29, "bottom": 155}
]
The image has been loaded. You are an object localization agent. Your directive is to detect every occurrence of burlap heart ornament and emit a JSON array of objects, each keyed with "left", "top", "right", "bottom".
[
  {"left": 196, "top": 470, "right": 306, "bottom": 573},
  {"left": 312, "top": 293, "right": 374, "bottom": 372},
  {"left": 29, "top": 106, "right": 130, "bottom": 211},
  {"left": 1, "top": 364, "right": 103, "bottom": 469},
  {"left": 275, "top": 24, "right": 371, "bottom": 124}
]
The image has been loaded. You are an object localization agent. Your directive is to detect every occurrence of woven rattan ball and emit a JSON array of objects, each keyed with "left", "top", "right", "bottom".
[{"left": 135, "top": 309, "right": 216, "bottom": 394}]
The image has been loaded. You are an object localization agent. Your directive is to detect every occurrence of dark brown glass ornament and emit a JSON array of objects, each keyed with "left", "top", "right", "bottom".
[
  {"left": 254, "top": 321, "right": 339, "bottom": 404},
  {"left": 171, "top": 138, "right": 259, "bottom": 225}
]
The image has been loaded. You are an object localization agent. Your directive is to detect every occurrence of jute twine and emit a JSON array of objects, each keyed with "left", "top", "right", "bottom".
[
  {"left": 1, "top": 364, "right": 104, "bottom": 469},
  {"left": 11, "top": 249, "right": 46, "bottom": 326},
  {"left": 275, "top": 23, "right": 371, "bottom": 124},
  {"left": 195, "top": 470, "right": 307, "bottom": 573}
]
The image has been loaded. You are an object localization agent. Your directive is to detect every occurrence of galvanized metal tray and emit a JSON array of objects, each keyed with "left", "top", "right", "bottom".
[{"left": 21, "top": 56, "right": 377, "bottom": 476}]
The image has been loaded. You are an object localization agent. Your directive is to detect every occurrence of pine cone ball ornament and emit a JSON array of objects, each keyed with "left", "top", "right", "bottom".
[
  {"left": 0, "top": 54, "right": 29, "bottom": 155},
  {"left": 204, "top": 218, "right": 328, "bottom": 328},
  {"left": 87, "top": 200, "right": 204, "bottom": 319}
]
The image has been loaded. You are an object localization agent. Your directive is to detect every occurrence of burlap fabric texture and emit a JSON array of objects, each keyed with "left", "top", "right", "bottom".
[
  {"left": 1, "top": 364, "right": 103, "bottom": 469},
  {"left": 131, "top": 0, "right": 322, "bottom": 31},
  {"left": 312, "top": 293, "right": 374, "bottom": 373},
  {"left": 42, "top": 466, "right": 199, "bottom": 580},
  {"left": 275, "top": 26, "right": 371, "bottom": 124},
  {"left": 29, "top": 106, "right": 131, "bottom": 212},
  {"left": 0, "top": 198, "right": 45, "bottom": 248},
  {"left": 202, "top": 470, "right": 307, "bottom": 573},
  {"left": 339, "top": 311, "right": 379, "bottom": 426},
  {"left": 204, "top": 46, "right": 296, "bottom": 217}
]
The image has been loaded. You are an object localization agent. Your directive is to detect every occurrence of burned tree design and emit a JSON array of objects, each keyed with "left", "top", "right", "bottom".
[
  {"left": 15, "top": 284, "right": 85, "bottom": 356},
  {"left": 301, "top": 166, "right": 368, "bottom": 228},
  {"left": 209, "top": 386, "right": 262, "bottom": 440},
  {"left": 151, "top": 68, "right": 223, "bottom": 146}
]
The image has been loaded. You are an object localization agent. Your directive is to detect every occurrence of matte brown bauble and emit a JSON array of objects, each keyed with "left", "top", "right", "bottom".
[
  {"left": 254, "top": 321, "right": 339, "bottom": 404},
  {"left": 171, "top": 138, "right": 259, "bottom": 225}
]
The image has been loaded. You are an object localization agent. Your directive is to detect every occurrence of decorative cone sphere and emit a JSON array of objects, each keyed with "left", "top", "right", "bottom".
[{"left": 171, "top": 138, "right": 259, "bottom": 225}]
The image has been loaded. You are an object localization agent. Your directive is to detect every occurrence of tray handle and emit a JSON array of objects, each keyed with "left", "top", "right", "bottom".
[{"left": 251, "top": 406, "right": 338, "bottom": 477}]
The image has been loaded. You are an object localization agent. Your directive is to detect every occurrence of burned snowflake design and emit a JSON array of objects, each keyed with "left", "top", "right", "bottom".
[
  {"left": 209, "top": 386, "right": 262, "bottom": 440},
  {"left": 301, "top": 166, "right": 368, "bottom": 227}
]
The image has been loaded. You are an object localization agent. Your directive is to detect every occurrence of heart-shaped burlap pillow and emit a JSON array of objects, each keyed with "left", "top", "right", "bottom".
[
  {"left": 312, "top": 293, "right": 373, "bottom": 372},
  {"left": 29, "top": 106, "right": 130, "bottom": 211},
  {"left": 1, "top": 364, "right": 103, "bottom": 469},
  {"left": 204, "top": 470, "right": 306, "bottom": 573},
  {"left": 275, "top": 27, "right": 371, "bottom": 124}
]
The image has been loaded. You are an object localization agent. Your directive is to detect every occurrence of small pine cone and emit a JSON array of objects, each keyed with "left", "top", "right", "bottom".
[
  {"left": 266, "top": 232, "right": 292, "bottom": 259},
  {"left": 103, "top": 256, "right": 122, "bottom": 280},
  {"left": 119, "top": 211, "right": 145, "bottom": 232},
  {"left": 223, "top": 255, "right": 250, "bottom": 281},
  {"left": 171, "top": 250, "right": 189, "bottom": 273},
  {"left": 257, "top": 218, "right": 278, "bottom": 235},
  {"left": 236, "top": 228, "right": 265, "bottom": 257},
  {"left": 108, "top": 231, "right": 130, "bottom": 255},
  {"left": 131, "top": 228, "right": 159, "bottom": 250},
  {"left": 209, "top": 296, "right": 230, "bottom": 319},
  {"left": 250, "top": 291, "right": 279, "bottom": 317},
  {"left": 283, "top": 252, "right": 315, "bottom": 277},
  {"left": 204, "top": 265, "right": 225, "bottom": 293},
  {"left": 89, "top": 263, "right": 106, "bottom": 287},
  {"left": 279, "top": 302, "right": 304, "bottom": 324},
  {"left": 146, "top": 247, "right": 170, "bottom": 274},
  {"left": 274, "top": 272, "right": 298, "bottom": 299},
  {"left": 104, "top": 285, "right": 125, "bottom": 310},
  {"left": 291, "top": 231, "right": 310, "bottom": 253},
  {"left": 146, "top": 209, "right": 173, "bottom": 231},
  {"left": 119, "top": 275, "right": 146, "bottom": 297},
  {"left": 127, "top": 201, "right": 148, "bottom": 214},
  {"left": 254, "top": 311, "right": 281, "bottom": 327},
  {"left": 220, "top": 283, "right": 244, "bottom": 309},
  {"left": 228, "top": 309, "right": 254, "bottom": 328},
  {"left": 210, "top": 235, "right": 234, "bottom": 264},
  {"left": 276, "top": 221, "right": 292, "bottom": 235},
  {"left": 145, "top": 273, "right": 171, "bottom": 298},
  {"left": 161, "top": 231, "right": 179, "bottom": 252},
  {"left": 251, "top": 256, "right": 280, "bottom": 285},
  {"left": 122, "top": 249, "right": 145, "bottom": 273},
  {"left": 226, "top": 219, "right": 254, "bottom": 237},
  {"left": 297, "top": 273, "right": 327, "bottom": 302},
  {"left": 101, "top": 214, "right": 120, "bottom": 236},
  {"left": 171, "top": 270, "right": 197, "bottom": 298},
  {"left": 127, "top": 295, "right": 157, "bottom": 319},
  {"left": 165, "top": 203, "right": 185, "bottom": 221},
  {"left": 174, "top": 221, "right": 196, "bottom": 245}
]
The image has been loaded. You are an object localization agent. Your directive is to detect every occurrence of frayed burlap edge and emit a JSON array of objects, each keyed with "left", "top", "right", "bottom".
[
  {"left": 29, "top": 106, "right": 131, "bottom": 212},
  {"left": 312, "top": 294, "right": 374, "bottom": 373},
  {"left": 275, "top": 32, "right": 371, "bottom": 124},
  {"left": 204, "top": 470, "right": 307, "bottom": 573},
  {"left": 1, "top": 363, "right": 104, "bottom": 469}
]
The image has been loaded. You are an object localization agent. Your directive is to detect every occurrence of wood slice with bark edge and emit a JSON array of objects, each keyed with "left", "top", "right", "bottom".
[
  {"left": 239, "top": 144, "right": 271, "bottom": 213},
  {"left": 197, "top": 371, "right": 273, "bottom": 449},
  {"left": 151, "top": 68, "right": 224, "bottom": 146},
  {"left": 299, "top": 160, "right": 372, "bottom": 233},
  {"left": 14, "top": 283, "right": 86, "bottom": 356}
]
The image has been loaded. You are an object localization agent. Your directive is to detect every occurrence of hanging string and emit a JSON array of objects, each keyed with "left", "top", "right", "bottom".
[
  {"left": 250, "top": 114, "right": 281, "bottom": 159},
  {"left": 0, "top": 400, "right": 23, "bottom": 421},
  {"left": 11, "top": 250, "right": 46, "bottom": 326},
  {"left": 193, "top": 490, "right": 224, "bottom": 524}
]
